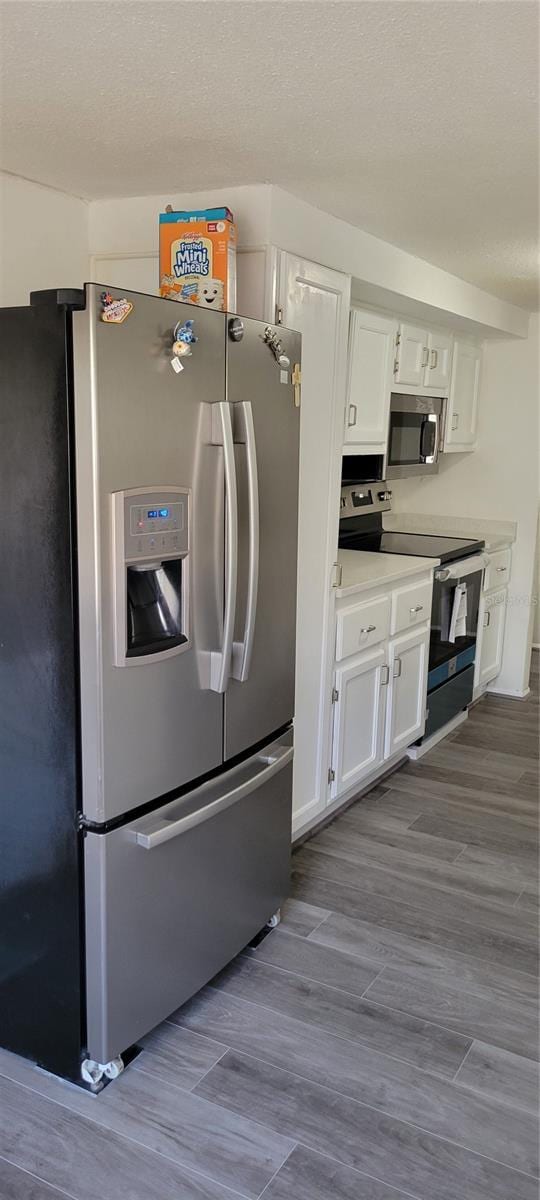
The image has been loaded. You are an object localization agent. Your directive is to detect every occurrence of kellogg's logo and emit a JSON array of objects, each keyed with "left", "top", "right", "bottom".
[{"left": 174, "top": 239, "right": 210, "bottom": 279}]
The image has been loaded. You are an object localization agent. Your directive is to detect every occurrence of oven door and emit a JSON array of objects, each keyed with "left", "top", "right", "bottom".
[
  {"left": 429, "top": 556, "right": 487, "bottom": 688},
  {"left": 386, "top": 395, "right": 443, "bottom": 479}
]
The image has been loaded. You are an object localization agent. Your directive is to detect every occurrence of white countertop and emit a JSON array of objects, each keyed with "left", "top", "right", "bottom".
[
  {"left": 383, "top": 513, "right": 516, "bottom": 553},
  {"left": 336, "top": 549, "right": 438, "bottom": 598}
]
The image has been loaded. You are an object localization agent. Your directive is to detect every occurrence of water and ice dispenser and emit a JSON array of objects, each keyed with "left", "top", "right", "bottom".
[{"left": 112, "top": 487, "right": 190, "bottom": 666}]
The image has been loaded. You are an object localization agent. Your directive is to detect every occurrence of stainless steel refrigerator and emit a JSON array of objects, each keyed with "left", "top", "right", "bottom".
[{"left": 0, "top": 283, "right": 300, "bottom": 1087}]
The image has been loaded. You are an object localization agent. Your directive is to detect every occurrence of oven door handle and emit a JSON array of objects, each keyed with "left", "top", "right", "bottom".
[{"left": 435, "top": 553, "right": 489, "bottom": 582}]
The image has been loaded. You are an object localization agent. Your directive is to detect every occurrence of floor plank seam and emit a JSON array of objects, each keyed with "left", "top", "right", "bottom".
[
  {"left": 241, "top": 947, "right": 388, "bottom": 1003},
  {"left": 255, "top": 1144, "right": 298, "bottom": 1200},
  {"left": 131, "top": 1042, "right": 230, "bottom": 1094},
  {"left": 450, "top": 1039, "right": 475, "bottom": 1083},
  {"left": 293, "top": 862, "right": 540, "bottom": 947},
  {"left": 200, "top": 984, "right": 470, "bottom": 1081},
  {"left": 301, "top": 841, "right": 531, "bottom": 910},
  {"left": 0, "top": 1069, "right": 253, "bottom": 1200},
  {"left": 192, "top": 1046, "right": 540, "bottom": 1182},
  {"left": 302, "top": 901, "right": 539, "bottom": 982},
  {"left": 0, "top": 1154, "right": 80, "bottom": 1200},
  {"left": 213, "top": 969, "right": 492, "bottom": 1069}
]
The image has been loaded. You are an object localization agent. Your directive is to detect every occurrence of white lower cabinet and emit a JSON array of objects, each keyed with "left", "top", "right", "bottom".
[
  {"left": 474, "top": 548, "right": 511, "bottom": 698},
  {"left": 385, "top": 626, "right": 430, "bottom": 757},
  {"left": 476, "top": 588, "right": 507, "bottom": 690},
  {"left": 331, "top": 646, "right": 387, "bottom": 797},
  {"left": 330, "top": 571, "right": 433, "bottom": 803}
]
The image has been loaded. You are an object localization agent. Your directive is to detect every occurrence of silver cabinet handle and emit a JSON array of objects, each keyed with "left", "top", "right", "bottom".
[
  {"left": 231, "top": 401, "right": 259, "bottom": 683},
  {"left": 210, "top": 402, "right": 238, "bottom": 692},
  {"left": 484, "top": 611, "right": 491, "bottom": 627},
  {"left": 410, "top": 605, "right": 424, "bottom": 613},
  {"left": 393, "top": 657, "right": 402, "bottom": 678},
  {"left": 496, "top": 566, "right": 507, "bottom": 573},
  {"left": 421, "top": 346, "right": 430, "bottom": 368},
  {"left": 430, "top": 349, "right": 439, "bottom": 369},
  {"left": 451, "top": 413, "right": 459, "bottom": 431},
  {"left": 133, "top": 745, "right": 294, "bottom": 849},
  {"left": 360, "top": 624, "right": 376, "bottom": 634},
  {"left": 347, "top": 403, "right": 358, "bottom": 428},
  {"left": 380, "top": 665, "right": 390, "bottom": 686}
]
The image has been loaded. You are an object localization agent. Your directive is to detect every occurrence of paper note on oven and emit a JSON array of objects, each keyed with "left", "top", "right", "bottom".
[{"left": 449, "top": 582, "right": 468, "bottom": 643}]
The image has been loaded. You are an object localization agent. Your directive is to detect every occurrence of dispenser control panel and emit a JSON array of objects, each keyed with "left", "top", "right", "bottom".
[
  {"left": 119, "top": 488, "right": 190, "bottom": 562},
  {"left": 129, "top": 502, "right": 184, "bottom": 538}
]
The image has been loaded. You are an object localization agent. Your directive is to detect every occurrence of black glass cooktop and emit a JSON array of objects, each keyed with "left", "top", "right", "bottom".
[
  {"left": 339, "top": 528, "right": 485, "bottom": 564},
  {"left": 380, "top": 531, "right": 485, "bottom": 564}
]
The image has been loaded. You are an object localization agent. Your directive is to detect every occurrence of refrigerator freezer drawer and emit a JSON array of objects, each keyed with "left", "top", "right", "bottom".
[{"left": 84, "top": 733, "right": 293, "bottom": 1064}]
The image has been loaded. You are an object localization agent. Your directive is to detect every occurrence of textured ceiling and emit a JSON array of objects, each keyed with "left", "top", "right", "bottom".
[{"left": 1, "top": 0, "right": 538, "bottom": 309}]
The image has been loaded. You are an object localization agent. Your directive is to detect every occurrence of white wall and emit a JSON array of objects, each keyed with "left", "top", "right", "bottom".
[
  {"left": 268, "top": 187, "right": 529, "bottom": 339},
  {"left": 88, "top": 183, "right": 529, "bottom": 339},
  {"left": 0, "top": 173, "right": 89, "bottom": 305},
  {"left": 392, "top": 314, "right": 539, "bottom": 696},
  {"left": 89, "top": 185, "right": 270, "bottom": 256}
]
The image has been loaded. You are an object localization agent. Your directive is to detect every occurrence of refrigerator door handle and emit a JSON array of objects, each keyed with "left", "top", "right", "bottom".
[
  {"left": 210, "top": 402, "right": 238, "bottom": 692},
  {"left": 132, "top": 744, "right": 294, "bottom": 848},
  {"left": 232, "top": 401, "right": 260, "bottom": 682}
]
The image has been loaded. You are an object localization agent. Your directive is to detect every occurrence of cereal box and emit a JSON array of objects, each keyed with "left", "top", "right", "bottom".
[{"left": 159, "top": 206, "right": 236, "bottom": 311}]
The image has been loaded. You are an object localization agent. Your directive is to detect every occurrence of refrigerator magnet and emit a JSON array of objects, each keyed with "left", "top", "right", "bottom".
[
  {"left": 100, "top": 292, "right": 133, "bottom": 323},
  {"left": 171, "top": 319, "right": 198, "bottom": 370}
]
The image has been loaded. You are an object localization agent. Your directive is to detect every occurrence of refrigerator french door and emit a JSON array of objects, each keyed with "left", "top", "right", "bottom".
[{"left": 0, "top": 284, "right": 300, "bottom": 1084}]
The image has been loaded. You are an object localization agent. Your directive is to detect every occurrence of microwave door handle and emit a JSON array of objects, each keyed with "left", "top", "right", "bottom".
[
  {"left": 232, "top": 401, "right": 260, "bottom": 682},
  {"left": 210, "top": 402, "right": 238, "bottom": 692},
  {"left": 420, "top": 415, "right": 437, "bottom": 462}
]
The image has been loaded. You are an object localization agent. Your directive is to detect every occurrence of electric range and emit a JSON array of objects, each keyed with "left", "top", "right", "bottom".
[{"left": 339, "top": 483, "right": 487, "bottom": 743}]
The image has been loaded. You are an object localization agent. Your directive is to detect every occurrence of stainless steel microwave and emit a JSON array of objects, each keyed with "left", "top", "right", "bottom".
[{"left": 386, "top": 393, "right": 445, "bottom": 479}]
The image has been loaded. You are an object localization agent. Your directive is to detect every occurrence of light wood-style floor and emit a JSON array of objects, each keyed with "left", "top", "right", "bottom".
[{"left": 1, "top": 659, "right": 538, "bottom": 1200}]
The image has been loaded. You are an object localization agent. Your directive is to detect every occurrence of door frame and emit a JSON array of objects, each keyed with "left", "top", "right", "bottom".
[{"left": 276, "top": 252, "right": 351, "bottom": 837}]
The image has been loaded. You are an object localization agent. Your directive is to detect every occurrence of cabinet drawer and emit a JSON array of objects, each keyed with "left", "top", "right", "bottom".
[
  {"left": 484, "top": 548, "right": 511, "bottom": 592},
  {"left": 391, "top": 577, "right": 433, "bottom": 635},
  {"left": 336, "top": 594, "right": 390, "bottom": 661}
]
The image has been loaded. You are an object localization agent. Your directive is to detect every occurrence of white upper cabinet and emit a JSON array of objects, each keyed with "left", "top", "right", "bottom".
[
  {"left": 444, "top": 338, "right": 481, "bottom": 452},
  {"left": 393, "top": 323, "right": 427, "bottom": 389},
  {"left": 344, "top": 310, "right": 395, "bottom": 450},
  {"left": 426, "top": 330, "right": 453, "bottom": 391},
  {"left": 394, "top": 323, "right": 453, "bottom": 395}
]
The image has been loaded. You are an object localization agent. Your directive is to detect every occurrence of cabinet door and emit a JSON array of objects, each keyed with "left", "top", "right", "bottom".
[
  {"left": 385, "top": 625, "right": 430, "bottom": 758},
  {"left": 345, "top": 311, "right": 395, "bottom": 448},
  {"left": 331, "top": 646, "right": 387, "bottom": 798},
  {"left": 424, "top": 331, "right": 453, "bottom": 391},
  {"left": 394, "top": 323, "right": 428, "bottom": 388},
  {"left": 278, "top": 254, "right": 351, "bottom": 833},
  {"left": 478, "top": 589, "right": 506, "bottom": 688},
  {"left": 445, "top": 340, "right": 481, "bottom": 451}
]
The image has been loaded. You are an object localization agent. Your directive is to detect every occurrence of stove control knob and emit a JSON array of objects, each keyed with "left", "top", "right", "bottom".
[{"left": 378, "top": 489, "right": 392, "bottom": 501}]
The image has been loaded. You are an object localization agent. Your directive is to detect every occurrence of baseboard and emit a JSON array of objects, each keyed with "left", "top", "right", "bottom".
[
  {"left": 407, "top": 710, "right": 468, "bottom": 760},
  {"left": 487, "top": 685, "right": 531, "bottom": 700},
  {"left": 292, "top": 753, "right": 407, "bottom": 845}
]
